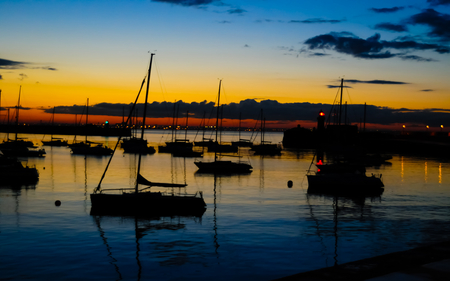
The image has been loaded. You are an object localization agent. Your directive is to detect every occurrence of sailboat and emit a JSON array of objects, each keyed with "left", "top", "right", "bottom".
[
  {"left": 250, "top": 109, "right": 282, "bottom": 155},
  {"left": 158, "top": 104, "right": 196, "bottom": 154},
  {"left": 306, "top": 79, "right": 384, "bottom": 196},
  {"left": 0, "top": 153, "right": 39, "bottom": 184},
  {"left": 231, "top": 112, "right": 253, "bottom": 147},
  {"left": 0, "top": 86, "right": 46, "bottom": 157},
  {"left": 90, "top": 53, "right": 206, "bottom": 216},
  {"left": 41, "top": 107, "right": 69, "bottom": 146},
  {"left": 70, "top": 99, "right": 113, "bottom": 156},
  {"left": 194, "top": 80, "right": 252, "bottom": 174}
]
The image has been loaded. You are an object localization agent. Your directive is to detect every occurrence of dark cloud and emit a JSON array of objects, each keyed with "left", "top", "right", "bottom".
[
  {"left": 398, "top": 55, "right": 437, "bottom": 61},
  {"left": 244, "top": 44, "right": 250, "bottom": 48},
  {"left": 218, "top": 20, "right": 231, "bottom": 24},
  {"left": 41, "top": 99, "right": 450, "bottom": 126},
  {"left": 289, "top": 18, "right": 343, "bottom": 24},
  {"left": 345, "top": 79, "right": 409, "bottom": 84},
  {"left": 0, "top": 58, "right": 27, "bottom": 69},
  {"left": 408, "top": 9, "right": 450, "bottom": 42},
  {"left": 304, "top": 32, "right": 449, "bottom": 60},
  {"left": 0, "top": 58, "right": 58, "bottom": 71},
  {"left": 427, "top": 0, "right": 450, "bottom": 6},
  {"left": 152, "top": 0, "right": 218, "bottom": 6},
  {"left": 370, "top": 7, "right": 405, "bottom": 13},
  {"left": 421, "top": 89, "right": 435, "bottom": 91},
  {"left": 327, "top": 85, "right": 352, "bottom": 89},
  {"left": 374, "top": 22, "right": 408, "bottom": 32},
  {"left": 228, "top": 8, "right": 246, "bottom": 14}
]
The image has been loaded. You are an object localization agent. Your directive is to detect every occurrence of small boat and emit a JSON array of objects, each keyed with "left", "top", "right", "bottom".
[
  {"left": 91, "top": 53, "right": 206, "bottom": 216},
  {"left": 71, "top": 141, "right": 113, "bottom": 156},
  {"left": 231, "top": 112, "right": 253, "bottom": 147},
  {"left": 69, "top": 99, "right": 113, "bottom": 156},
  {"left": 0, "top": 87, "right": 46, "bottom": 157},
  {"left": 0, "top": 154, "right": 39, "bottom": 184},
  {"left": 41, "top": 107, "right": 69, "bottom": 146},
  {"left": 306, "top": 79, "right": 384, "bottom": 196},
  {"left": 122, "top": 137, "right": 156, "bottom": 154},
  {"left": 158, "top": 106, "right": 198, "bottom": 155},
  {"left": 306, "top": 162, "right": 384, "bottom": 196},
  {"left": 250, "top": 109, "right": 281, "bottom": 156},
  {"left": 194, "top": 80, "right": 252, "bottom": 174}
]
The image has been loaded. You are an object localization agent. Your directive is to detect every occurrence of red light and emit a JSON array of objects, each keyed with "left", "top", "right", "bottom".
[
  {"left": 319, "top": 112, "right": 325, "bottom": 116},
  {"left": 317, "top": 168, "right": 321, "bottom": 172},
  {"left": 317, "top": 160, "right": 323, "bottom": 165}
]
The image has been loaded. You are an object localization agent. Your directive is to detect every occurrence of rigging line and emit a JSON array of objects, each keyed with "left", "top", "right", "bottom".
[{"left": 94, "top": 76, "right": 147, "bottom": 193}]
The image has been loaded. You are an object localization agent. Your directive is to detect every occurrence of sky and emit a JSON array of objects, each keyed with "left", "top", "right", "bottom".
[{"left": 1, "top": 0, "right": 450, "bottom": 130}]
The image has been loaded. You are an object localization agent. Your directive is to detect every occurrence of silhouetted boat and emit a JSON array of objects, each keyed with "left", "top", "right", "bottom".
[
  {"left": 91, "top": 53, "right": 206, "bottom": 216},
  {"left": 71, "top": 141, "right": 113, "bottom": 156},
  {"left": 122, "top": 137, "right": 156, "bottom": 154},
  {"left": 0, "top": 86, "right": 46, "bottom": 157},
  {"left": 194, "top": 80, "right": 252, "bottom": 174},
  {"left": 306, "top": 162, "right": 384, "bottom": 196},
  {"left": 158, "top": 106, "right": 199, "bottom": 156},
  {"left": 69, "top": 99, "right": 113, "bottom": 156},
  {"left": 232, "top": 112, "right": 253, "bottom": 147},
  {"left": 306, "top": 79, "right": 384, "bottom": 196},
  {"left": 250, "top": 109, "right": 282, "bottom": 155},
  {"left": 41, "top": 107, "right": 69, "bottom": 146},
  {"left": 0, "top": 154, "right": 39, "bottom": 184}
]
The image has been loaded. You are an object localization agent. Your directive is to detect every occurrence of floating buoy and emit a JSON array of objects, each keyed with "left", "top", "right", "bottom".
[
  {"left": 55, "top": 200, "right": 61, "bottom": 206},
  {"left": 287, "top": 180, "right": 293, "bottom": 188}
]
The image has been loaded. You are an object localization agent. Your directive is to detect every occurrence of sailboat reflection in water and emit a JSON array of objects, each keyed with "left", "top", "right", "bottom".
[{"left": 90, "top": 53, "right": 206, "bottom": 217}]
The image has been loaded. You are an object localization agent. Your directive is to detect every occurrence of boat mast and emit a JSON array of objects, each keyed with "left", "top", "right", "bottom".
[
  {"left": 338, "top": 78, "right": 343, "bottom": 126},
  {"left": 85, "top": 98, "right": 89, "bottom": 143},
  {"left": 135, "top": 53, "right": 154, "bottom": 193},
  {"left": 15, "top": 86, "right": 21, "bottom": 141},
  {"left": 215, "top": 79, "right": 222, "bottom": 161},
  {"left": 238, "top": 112, "right": 241, "bottom": 141},
  {"left": 185, "top": 110, "right": 189, "bottom": 141}
]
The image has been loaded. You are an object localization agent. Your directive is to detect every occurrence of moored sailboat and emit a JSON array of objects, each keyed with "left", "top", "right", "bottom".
[
  {"left": 194, "top": 80, "right": 252, "bottom": 174},
  {"left": 306, "top": 79, "right": 384, "bottom": 196},
  {"left": 41, "top": 107, "right": 69, "bottom": 146},
  {"left": 90, "top": 53, "right": 206, "bottom": 216},
  {"left": 69, "top": 99, "right": 113, "bottom": 156}
]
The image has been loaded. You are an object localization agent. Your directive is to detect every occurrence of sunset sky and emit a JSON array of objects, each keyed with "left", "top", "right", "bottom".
[{"left": 1, "top": 0, "right": 449, "bottom": 130}]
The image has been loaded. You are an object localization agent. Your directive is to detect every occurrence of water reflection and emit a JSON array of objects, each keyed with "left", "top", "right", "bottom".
[
  {"left": 305, "top": 194, "right": 382, "bottom": 267},
  {"left": 93, "top": 214, "right": 202, "bottom": 280}
]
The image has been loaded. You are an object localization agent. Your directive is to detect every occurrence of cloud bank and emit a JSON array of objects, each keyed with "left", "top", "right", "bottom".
[
  {"left": 43, "top": 99, "right": 449, "bottom": 127},
  {"left": 304, "top": 32, "right": 449, "bottom": 61}
]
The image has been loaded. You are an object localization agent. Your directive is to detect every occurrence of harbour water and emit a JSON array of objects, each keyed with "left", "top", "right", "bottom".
[{"left": 1, "top": 130, "right": 449, "bottom": 280}]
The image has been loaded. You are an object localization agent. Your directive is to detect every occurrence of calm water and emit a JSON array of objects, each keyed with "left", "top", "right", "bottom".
[{"left": 1, "top": 131, "right": 449, "bottom": 281}]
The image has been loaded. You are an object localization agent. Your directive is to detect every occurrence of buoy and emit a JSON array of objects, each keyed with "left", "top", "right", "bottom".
[
  {"left": 55, "top": 200, "right": 61, "bottom": 206},
  {"left": 287, "top": 180, "right": 293, "bottom": 188}
]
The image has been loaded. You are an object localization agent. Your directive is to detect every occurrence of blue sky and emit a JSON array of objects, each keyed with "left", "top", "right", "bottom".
[{"left": 1, "top": 0, "right": 449, "bottom": 128}]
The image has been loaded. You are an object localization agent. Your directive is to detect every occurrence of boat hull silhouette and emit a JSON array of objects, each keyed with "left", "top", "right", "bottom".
[{"left": 90, "top": 192, "right": 206, "bottom": 217}]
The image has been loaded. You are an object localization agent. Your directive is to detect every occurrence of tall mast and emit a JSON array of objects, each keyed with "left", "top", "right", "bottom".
[
  {"left": 136, "top": 53, "right": 154, "bottom": 192},
  {"left": 185, "top": 110, "right": 189, "bottom": 140},
  {"left": 140, "top": 53, "right": 153, "bottom": 140},
  {"left": 260, "top": 109, "right": 264, "bottom": 144},
  {"left": 171, "top": 102, "right": 176, "bottom": 142},
  {"left": 85, "top": 98, "right": 89, "bottom": 143},
  {"left": 15, "top": 86, "right": 22, "bottom": 141},
  {"left": 238, "top": 112, "right": 241, "bottom": 141},
  {"left": 338, "top": 78, "right": 343, "bottom": 126},
  {"left": 214, "top": 79, "right": 222, "bottom": 161}
]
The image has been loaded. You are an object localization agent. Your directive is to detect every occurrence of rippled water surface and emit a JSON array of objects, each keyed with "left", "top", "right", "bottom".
[{"left": 1, "top": 131, "right": 449, "bottom": 280}]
